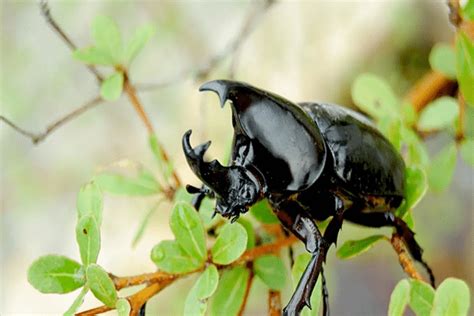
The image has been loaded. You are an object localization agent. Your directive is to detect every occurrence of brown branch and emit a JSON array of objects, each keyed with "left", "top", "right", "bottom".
[
  {"left": 78, "top": 235, "right": 297, "bottom": 315},
  {"left": 390, "top": 234, "right": 424, "bottom": 282},
  {"left": 238, "top": 268, "right": 254, "bottom": 316},
  {"left": 40, "top": 0, "right": 103, "bottom": 83},
  {"left": 1, "top": 96, "right": 102, "bottom": 144},
  {"left": 456, "top": 92, "right": 465, "bottom": 141},
  {"left": 268, "top": 290, "right": 282, "bottom": 316},
  {"left": 135, "top": 0, "right": 276, "bottom": 91}
]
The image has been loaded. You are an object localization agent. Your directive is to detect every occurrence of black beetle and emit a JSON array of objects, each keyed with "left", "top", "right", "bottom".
[{"left": 182, "top": 80, "right": 434, "bottom": 316}]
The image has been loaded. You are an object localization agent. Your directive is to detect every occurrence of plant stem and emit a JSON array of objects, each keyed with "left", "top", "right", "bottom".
[{"left": 268, "top": 290, "right": 282, "bottom": 316}]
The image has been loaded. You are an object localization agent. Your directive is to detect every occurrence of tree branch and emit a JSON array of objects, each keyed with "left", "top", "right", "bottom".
[
  {"left": 390, "top": 234, "right": 425, "bottom": 282},
  {"left": 1, "top": 96, "right": 102, "bottom": 144},
  {"left": 238, "top": 268, "right": 254, "bottom": 316},
  {"left": 268, "top": 290, "right": 282, "bottom": 316}
]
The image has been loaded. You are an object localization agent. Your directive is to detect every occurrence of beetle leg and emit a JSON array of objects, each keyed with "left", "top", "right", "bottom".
[
  {"left": 321, "top": 266, "right": 329, "bottom": 316},
  {"left": 345, "top": 211, "right": 435, "bottom": 286}
]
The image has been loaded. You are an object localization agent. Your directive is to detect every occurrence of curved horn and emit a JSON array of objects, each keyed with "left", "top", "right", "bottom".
[{"left": 182, "top": 130, "right": 230, "bottom": 194}]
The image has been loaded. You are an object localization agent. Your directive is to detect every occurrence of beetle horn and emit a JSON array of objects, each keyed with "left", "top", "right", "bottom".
[{"left": 182, "top": 129, "right": 231, "bottom": 194}]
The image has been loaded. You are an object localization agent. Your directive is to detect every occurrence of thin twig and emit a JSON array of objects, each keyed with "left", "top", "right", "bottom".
[
  {"left": 135, "top": 0, "right": 276, "bottom": 91},
  {"left": 1, "top": 96, "right": 102, "bottom": 144},
  {"left": 268, "top": 290, "right": 282, "bottom": 316},
  {"left": 40, "top": 0, "right": 103, "bottom": 83},
  {"left": 390, "top": 234, "right": 424, "bottom": 282},
  {"left": 238, "top": 267, "right": 254, "bottom": 316}
]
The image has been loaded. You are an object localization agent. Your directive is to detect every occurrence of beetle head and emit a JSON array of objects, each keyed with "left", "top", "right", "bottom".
[{"left": 182, "top": 130, "right": 262, "bottom": 221}]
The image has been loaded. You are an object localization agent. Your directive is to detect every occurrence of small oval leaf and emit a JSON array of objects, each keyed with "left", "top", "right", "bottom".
[
  {"left": 150, "top": 240, "right": 203, "bottom": 274},
  {"left": 237, "top": 217, "right": 256, "bottom": 249},
  {"left": 388, "top": 279, "right": 410, "bottom": 316},
  {"left": 77, "top": 181, "right": 103, "bottom": 226},
  {"left": 409, "top": 279, "right": 434, "bottom": 316},
  {"left": 73, "top": 47, "right": 115, "bottom": 66},
  {"left": 405, "top": 166, "right": 428, "bottom": 210},
  {"left": 64, "top": 286, "right": 89, "bottom": 316},
  {"left": 184, "top": 265, "right": 219, "bottom": 316},
  {"left": 428, "top": 142, "right": 457, "bottom": 192},
  {"left": 336, "top": 235, "right": 386, "bottom": 259},
  {"left": 124, "top": 24, "right": 155, "bottom": 64},
  {"left": 27, "top": 255, "right": 85, "bottom": 294},
  {"left": 92, "top": 16, "right": 122, "bottom": 63},
  {"left": 100, "top": 72, "right": 124, "bottom": 101},
  {"left": 249, "top": 199, "right": 279, "bottom": 224},
  {"left": 94, "top": 169, "right": 160, "bottom": 196},
  {"left": 76, "top": 215, "right": 101, "bottom": 266},
  {"left": 456, "top": 32, "right": 474, "bottom": 106},
  {"left": 211, "top": 222, "right": 248, "bottom": 265},
  {"left": 429, "top": 43, "right": 457, "bottom": 79},
  {"left": 417, "top": 97, "right": 459, "bottom": 131},
  {"left": 431, "top": 278, "right": 471, "bottom": 316},
  {"left": 116, "top": 298, "right": 131, "bottom": 316},
  {"left": 254, "top": 255, "right": 286, "bottom": 290},
  {"left": 86, "top": 264, "right": 117, "bottom": 308},
  {"left": 170, "top": 202, "right": 207, "bottom": 261},
  {"left": 209, "top": 266, "right": 250, "bottom": 316}
]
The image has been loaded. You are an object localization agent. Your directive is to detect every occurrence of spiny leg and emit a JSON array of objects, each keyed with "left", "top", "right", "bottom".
[
  {"left": 345, "top": 211, "right": 435, "bottom": 286},
  {"left": 321, "top": 267, "right": 329, "bottom": 316}
]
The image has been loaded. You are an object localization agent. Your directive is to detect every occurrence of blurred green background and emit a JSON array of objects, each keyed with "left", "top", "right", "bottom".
[{"left": 1, "top": 0, "right": 472, "bottom": 315}]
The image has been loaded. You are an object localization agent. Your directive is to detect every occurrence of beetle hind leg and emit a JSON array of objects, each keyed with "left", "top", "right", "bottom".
[{"left": 345, "top": 211, "right": 435, "bottom": 286}]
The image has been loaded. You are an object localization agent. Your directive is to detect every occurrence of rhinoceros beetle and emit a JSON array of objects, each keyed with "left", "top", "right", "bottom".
[{"left": 182, "top": 80, "right": 434, "bottom": 316}]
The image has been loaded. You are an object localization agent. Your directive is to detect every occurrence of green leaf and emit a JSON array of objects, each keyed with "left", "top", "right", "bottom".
[
  {"left": 336, "top": 235, "right": 386, "bottom": 259},
  {"left": 291, "top": 253, "right": 322, "bottom": 316},
  {"left": 150, "top": 240, "right": 203, "bottom": 273},
  {"left": 456, "top": 32, "right": 474, "bottom": 105},
  {"left": 199, "top": 197, "right": 220, "bottom": 228},
  {"left": 460, "top": 138, "right": 474, "bottom": 167},
  {"left": 116, "top": 298, "right": 131, "bottom": 316},
  {"left": 209, "top": 266, "right": 250, "bottom": 316},
  {"left": 173, "top": 186, "right": 193, "bottom": 204},
  {"left": 77, "top": 182, "right": 103, "bottom": 226},
  {"left": 211, "top": 222, "right": 247, "bottom": 265},
  {"left": 132, "top": 201, "right": 161, "bottom": 248},
  {"left": 27, "top": 255, "right": 85, "bottom": 294},
  {"left": 184, "top": 265, "right": 219, "bottom": 316},
  {"left": 64, "top": 286, "right": 89, "bottom": 316},
  {"left": 417, "top": 97, "right": 459, "bottom": 131},
  {"left": 237, "top": 217, "right": 256, "bottom": 249},
  {"left": 409, "top": 279, "right": 434, "bottom": 316},
  {"left": 401, "top": 102, "right": 417, "bottom": 126},
  {"left": 86, "top": 264, "right": 117, "bottom": 308},
  {"left": 249, "top": 199, "right": 279, "bottom": 224},
  {"left": 124, "top": 24, "right": 155, "bottom": 64},
  {"left": 170, "top": 202, "right": 207, "bottom": 261},
  {"left": 378, "top": 116, "right": 402, "bottom": 151},
  {"left": 100, "top": 72, "right": 124, "bottom": 101},
  {"left": 429, "top": 43, "right": 457, "bottom": 79},
  {"left": 254, "top": 255, "right": 286, "bottom": 290},
  {"left": 428, "top": 142, "right": 457, "bottom": 192},
  {"left": 462, "top": 0, "right": 474, "bottom": 21},
  {"left": 95, "top": 169, "right": 160, "bottom": 196},
  {"left": 73, "top": 47, "right": 115, "bottom": 66},
  {"left": 92, "top": 16, "right": 122, "bottom": 64},
  {"left": 401, "top": 126, "right": 430, "bottom": 167},
  {"left": 431, "top": 278, "right": 471, "bottom": 316},
  {"left": 388, "top": 279, "right": 410, "bottom": 316},
  {"left": 351, "top": 73, "right": 399, "bottom": 119},
  {"left": 149, "top": 134, "right": 174, "bottom": 181},
  {"left": 405, "top": 166, "right": 428, "bottom": 210},
  {"left": 76, "top": 215, "right": 101, "bottom": 266}
]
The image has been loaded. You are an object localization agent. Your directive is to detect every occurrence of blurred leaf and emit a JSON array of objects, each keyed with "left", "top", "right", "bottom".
[
  {"left": 237, "top": 218, "right": 256, "bottom": 249},
  {"left": 124, "top": 24, "right": 155, "bottom": 64},
  {"left": 351, "top": 73, "right": 399, "bottom": 119},
  {"left": 28, "top": 255, "right": 84, "bottom": 294},
  {"left": 460, "top": 138, "right": 474, "bottom": 166},
  {"left": 463, "top": 0, "right": 474, "bottom": 21},
  {"left": 291, "top": 253, "right": 322, "bottom": 316},
  {"left": 428, "top": 142, "right": 457, "bottom": 192},
  {"left": 211, "top": 222, "right": 247, "bottom": 265},
  {"left": 250, "top": 199, "right": 279, "bottom": 224},
  {"left": 209, "top": 266, "right": 250, "bottom": 316},
  {"left": 254, "top": 255, "right": 286, "bottom": 290},
  {"left": 409, "top": 279, "right": 434, "bottom": 316},
  {"left": 173, "top": 186, "right": 193, "bottom": 204},
  {"left": 456, "top": 32, "right": 474, "bottom": 105},
  {"left": 431, "top": 278, "right": 471, "bottom": 316},
  {"left": 184, "top": 265, "right": 219, "bottom": 316},
  {"left": 401, "top": 103, "right": 417, "bottom": 126},
  {"left": 76, "top": 215, "right": 100, "bottom": 266},
  {"left": 378, "top": 117, "right": 402, "bottom": 151},
  {"left": 405, "top": 166, "right": 428, "bottom": 210},
  {"left": 149, "top": 134, "right": 174, "bottom": 181},
  {"left": 77, "top": 182, "right": 103, "bottom": 226},
  {"left": 100, "top": 72, "right": 124, "bottom": 101},
  {"left": 417, "top": 97, "right": 459, "bottom": 131},
  {"left": 429, "top": 43, "right": 457, "bottom": 79},
  {"left": 200, "top": 197, "right": 220, "bottom": 228},
  {"left": 116, "top": 298, "right": 131, "bottom": 316},
  {"left": 132, "top": 201, "right": 162, "bottom": 248},
  {"left": 336, "top": 235, "right": 385, "bottom": 259},
  {"left": 170, "top": 202, "right": 207, "bottom": 261},
  {"left": 95, "top": 169, "right": 160, "bottom": 196},
  {"left": 401, "top": 126, "right": 430, "bottom": 167},
  {"left": 64, "top": 286, "right": 89, "bottom": 316},
  {"left": 92, "top": 16, "right": 122, "bottom": 63},
  {"left": 403, "top": 211, "right": 415, "bottom": 230},
  {"left": 150, "top": 240, "right": 203, "bottom": 273},
  {"left": 73, "top": 47, "right": 115, "bottom": 66},
  {"left": 86, "top": 264, "right": 117, "bottom": 308},
  {"left": 388, "top": 279, "right": 410, "bottom": 316}
]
